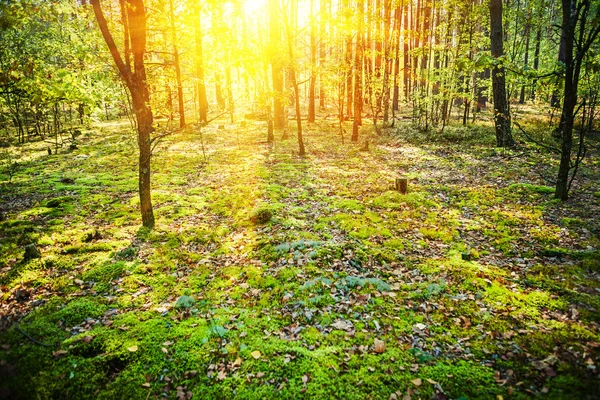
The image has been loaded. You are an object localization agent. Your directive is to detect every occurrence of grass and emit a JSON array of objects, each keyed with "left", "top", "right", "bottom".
[{"left": 0, "top": 116, "right": 599, "bottom": 399}]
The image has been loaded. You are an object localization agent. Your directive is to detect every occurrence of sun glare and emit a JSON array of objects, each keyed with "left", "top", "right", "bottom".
[{"left": 243, "top": 0, "right": 267, "bottom": 14}]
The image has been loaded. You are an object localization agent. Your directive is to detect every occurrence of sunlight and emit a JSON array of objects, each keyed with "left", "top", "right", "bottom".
[{"left": 243, "top": 0, "right": 267, "bottom": 14}]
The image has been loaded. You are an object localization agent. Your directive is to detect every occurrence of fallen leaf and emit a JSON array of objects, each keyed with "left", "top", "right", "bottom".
[
  {"left": 82, "top": 335, "right": 93, "bottom": 344},
  {"left": 233, "top": 357, "right": 242, "bottom": 368},
  {"left": 127, "top": 345, "right": 138, "bottom": 352},
  {"left": 426, "top": 378, "right": 437, "bottom": 384},
  {"left": 161, "top": 347, "right": 169, "bottom": 354},
  {"left": 141, "top": 383, "right": 151, "bottom": 388},
  {"left": 414, "top": 323, "right": 427, "bottom": 330},
  {"left": 302, "top": 374, "right": 310, "bottom": 384},
  {"left": 411, "top": 378, "right": 422, "bottom": 386},
  {"left": 52, "top": 350, "right": 68, "bottom": 358},
  {"left": 251, "top": 350, "right": 261, "bottom": 359},
  {"left": 331, "top": 319, "right": 353, "bottom": 331},
  {"left": 217, "top": 370, "right": 227, "bottom": 380},
  {"left": 374, "top": 338, "right": 386, "bottom": 353}
]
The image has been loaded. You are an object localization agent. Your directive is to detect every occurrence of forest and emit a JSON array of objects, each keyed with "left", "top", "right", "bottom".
[{"left": 0, "top": 0, "right": 599, "bottom": 398}]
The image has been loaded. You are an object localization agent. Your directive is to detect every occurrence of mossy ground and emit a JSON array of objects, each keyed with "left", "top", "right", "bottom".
[{"left": 1, "top": 114, "right": 599, "bottom": 399}]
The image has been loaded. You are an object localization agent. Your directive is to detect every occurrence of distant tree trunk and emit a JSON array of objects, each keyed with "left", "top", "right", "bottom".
[
  {"left": 169, "top": 0, "right": 185, "bottom": 127},
  {"left": 195, "top": 9, "right": 208, "bottom": 123},
  {"left": 345, "top": 34, "right": 353, "bottom": 119},
  {"left": 519, "top": 17, "right": 531, "bottom": 104},
  {"left": 392, "top": 1, "right": 402, "bottom": 112},
  {"left": 269, "top": 0, "right": 285, "bottom": 129},
  {"left": 489, "top": 0, "right": 514, "bottom": 147},
  {"left": 531, "top": 23, "right": 542, "bottom": 100},
  {"left": 285, "top": 0, "right": 306, "bottom": 156},
  {"left": 226, "top": 65, "right": 233, "bottom": 122},
  {"left": 91, "top": 0, "right": 155, "bottom": 228},
  {"left": 403, "top": 4, "right": 410, "bottom": 100},
  {"left": 382, "top": 0, "right": 393, "bottom": 126},
  {"left": 319, "top": 0, "right": 327, "bottom": 109},
  {"left": 215, "top": 73, "right": 225, "bottom": 109},
  {"left": 308, "top": 0, "right": 316, "bottom": 123},
  {"left": 351, "top": 0, "right": 363, "bottom": 142}
]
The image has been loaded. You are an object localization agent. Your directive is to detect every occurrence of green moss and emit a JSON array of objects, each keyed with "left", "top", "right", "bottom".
[
  {"left": 371, "top": 191, "right": 438, "bottom": 209},
  {"left": 508, "top": 183, "right": 555, "bottom": 194},
  {"left": 54, "top": 298, "right": 107, "bottom": 326}
]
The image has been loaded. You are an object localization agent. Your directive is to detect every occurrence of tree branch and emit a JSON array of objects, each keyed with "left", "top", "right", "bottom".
[{"left": 90, "top": 0, "right": 131, "bottom": 85}]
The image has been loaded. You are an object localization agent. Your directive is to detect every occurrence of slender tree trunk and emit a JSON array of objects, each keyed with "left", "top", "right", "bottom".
[
  {"left": 554, "top": 0, "right": 600, "bottom": 199},
  {"left": 195, "top": 9, "right": 208, "bottom": 123},
  {"left": 489, "top": 0, "right": 514, "bottom": 147},
  {"left": 392, "top": 1, "right": 402, "bottom": 112},
  {"left": 308, "top": 0, "right": 316, "bottom": 122},
  {"left": 169, "top": 0, "right": 185, "bottom": 127},
  {"left": 531, "top": 22, "right": 542, "bottom": 100},
  {"left": 319, "top": 0, "right": 327, "bottom": 109},
  {"left": 403, "top": 3, "right": 410, "bottom": 100},
  {"left": 91, "top": 0, "right": 155, "bottom": 228},
  {"left": 345, "top": 30, "right": 353, "bottom": 119},
  {"left": 352, "top": 0, "right": 364, "bottom": 142},
  {"left": 285, "top": 0, "right": 306, "bottom": 156},
  {"left": 519, "top": 18, "right": 531, "bottom": 104},
  {"left": 270, "top": 0, "right": 285, "bottom": 128}
]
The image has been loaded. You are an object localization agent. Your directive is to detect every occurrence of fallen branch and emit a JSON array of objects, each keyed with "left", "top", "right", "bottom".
[
  {"left": 15, "top": 323, "right": 54, "bottom": 347},
  {"left": 513, "top": 120, "right": 560, "bottom": 154}
]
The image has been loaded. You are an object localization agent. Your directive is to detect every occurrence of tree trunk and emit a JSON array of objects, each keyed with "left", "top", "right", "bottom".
[
  {"left": 269, "top": 0, "right": 285, "bottom": 128},
  {"left": 195, "top": 9, "right": 208, "bottom": 123},
  {"left": 91, "top": 0, "right": 155, "bottom": 228},
  {"left": 489, "top": 0, "right": 514, "bottom": 147},
  {"left": 169, "top": 0, "right": 185, "bottom": 127},
  {"left": 285, "top": 0, "right": 305, "bottom": 156},
  {"left": 519, "top": 18, "right": 531, "bottom": 104},
  {"left": 352, "top": 0, "right": 364, "bottom": 142},
  {"left": 554, "top": 0, "right": 600, "bottom": 199},
  {"left": 308, "top": 0, "right": 316, "bottom": 123}
]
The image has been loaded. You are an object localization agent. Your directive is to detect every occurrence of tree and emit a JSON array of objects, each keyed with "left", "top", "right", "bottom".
[
  {"left": 489, "top": 0, "right": 514, "bottom": 147},
  {"left": 269, "top": 0, "right": 285, "bottom": 129},
  {"left": 91, "top": 0, "right": 155, "bottom": 228},
  {"left": 284, "top": 0, "right": 306, "bottom": 156},
  {"left": 168, "top": 0, "right": 185, "bottom": 128},
  {"left": 554, "top": 0, "right": 600, "bottom": 200},
  {"left": 195, "top": 5, "right": 208, "bottom": 124}
]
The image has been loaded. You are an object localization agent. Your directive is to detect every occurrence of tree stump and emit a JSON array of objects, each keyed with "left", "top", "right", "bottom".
[
  {"left": 24, "top": 243, "right": 41, "bottom": 261},
  {"left": 395, "top": 178, "right": 408, "bottom": 194}
]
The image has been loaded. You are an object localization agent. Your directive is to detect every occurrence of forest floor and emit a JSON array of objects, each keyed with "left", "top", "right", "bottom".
[{"left": 0, "top": 113, "right": 599, "bottom": 399}]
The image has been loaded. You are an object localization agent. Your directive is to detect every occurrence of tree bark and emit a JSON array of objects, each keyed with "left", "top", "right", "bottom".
[
  {"left": 352, "top": 0, "right": 364, "bottom": 142},
  {"left": 195, "top": 8, "right": 208, "bottom": 123},
  {"left": 91, "top": 0, "right": 155, "bottom": 228},
  {"left": 169, "top": 0, "right": 185, "bottom": 127},
  {"left": 285, "top": 0, "right": 305, "bottom": 156},
  {"left": 269, "top": 0, "right": 285, "bottom": 129},
  {"left": 489, "top": 0, "right": 514, "bottom": 147}
]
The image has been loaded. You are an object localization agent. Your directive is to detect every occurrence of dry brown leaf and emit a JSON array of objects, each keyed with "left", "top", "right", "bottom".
[
  {"left": 52, "top": 350, "right": 68, "bottom": 358},
  {"left": 411, "top": 378, "right": 422, "bottom": 386},
  {"left": 251, "top": 350, "right": 261, "bottom": 359},
  {"left": 374, "top": 338, "right": 386, "bottom": 354}
]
